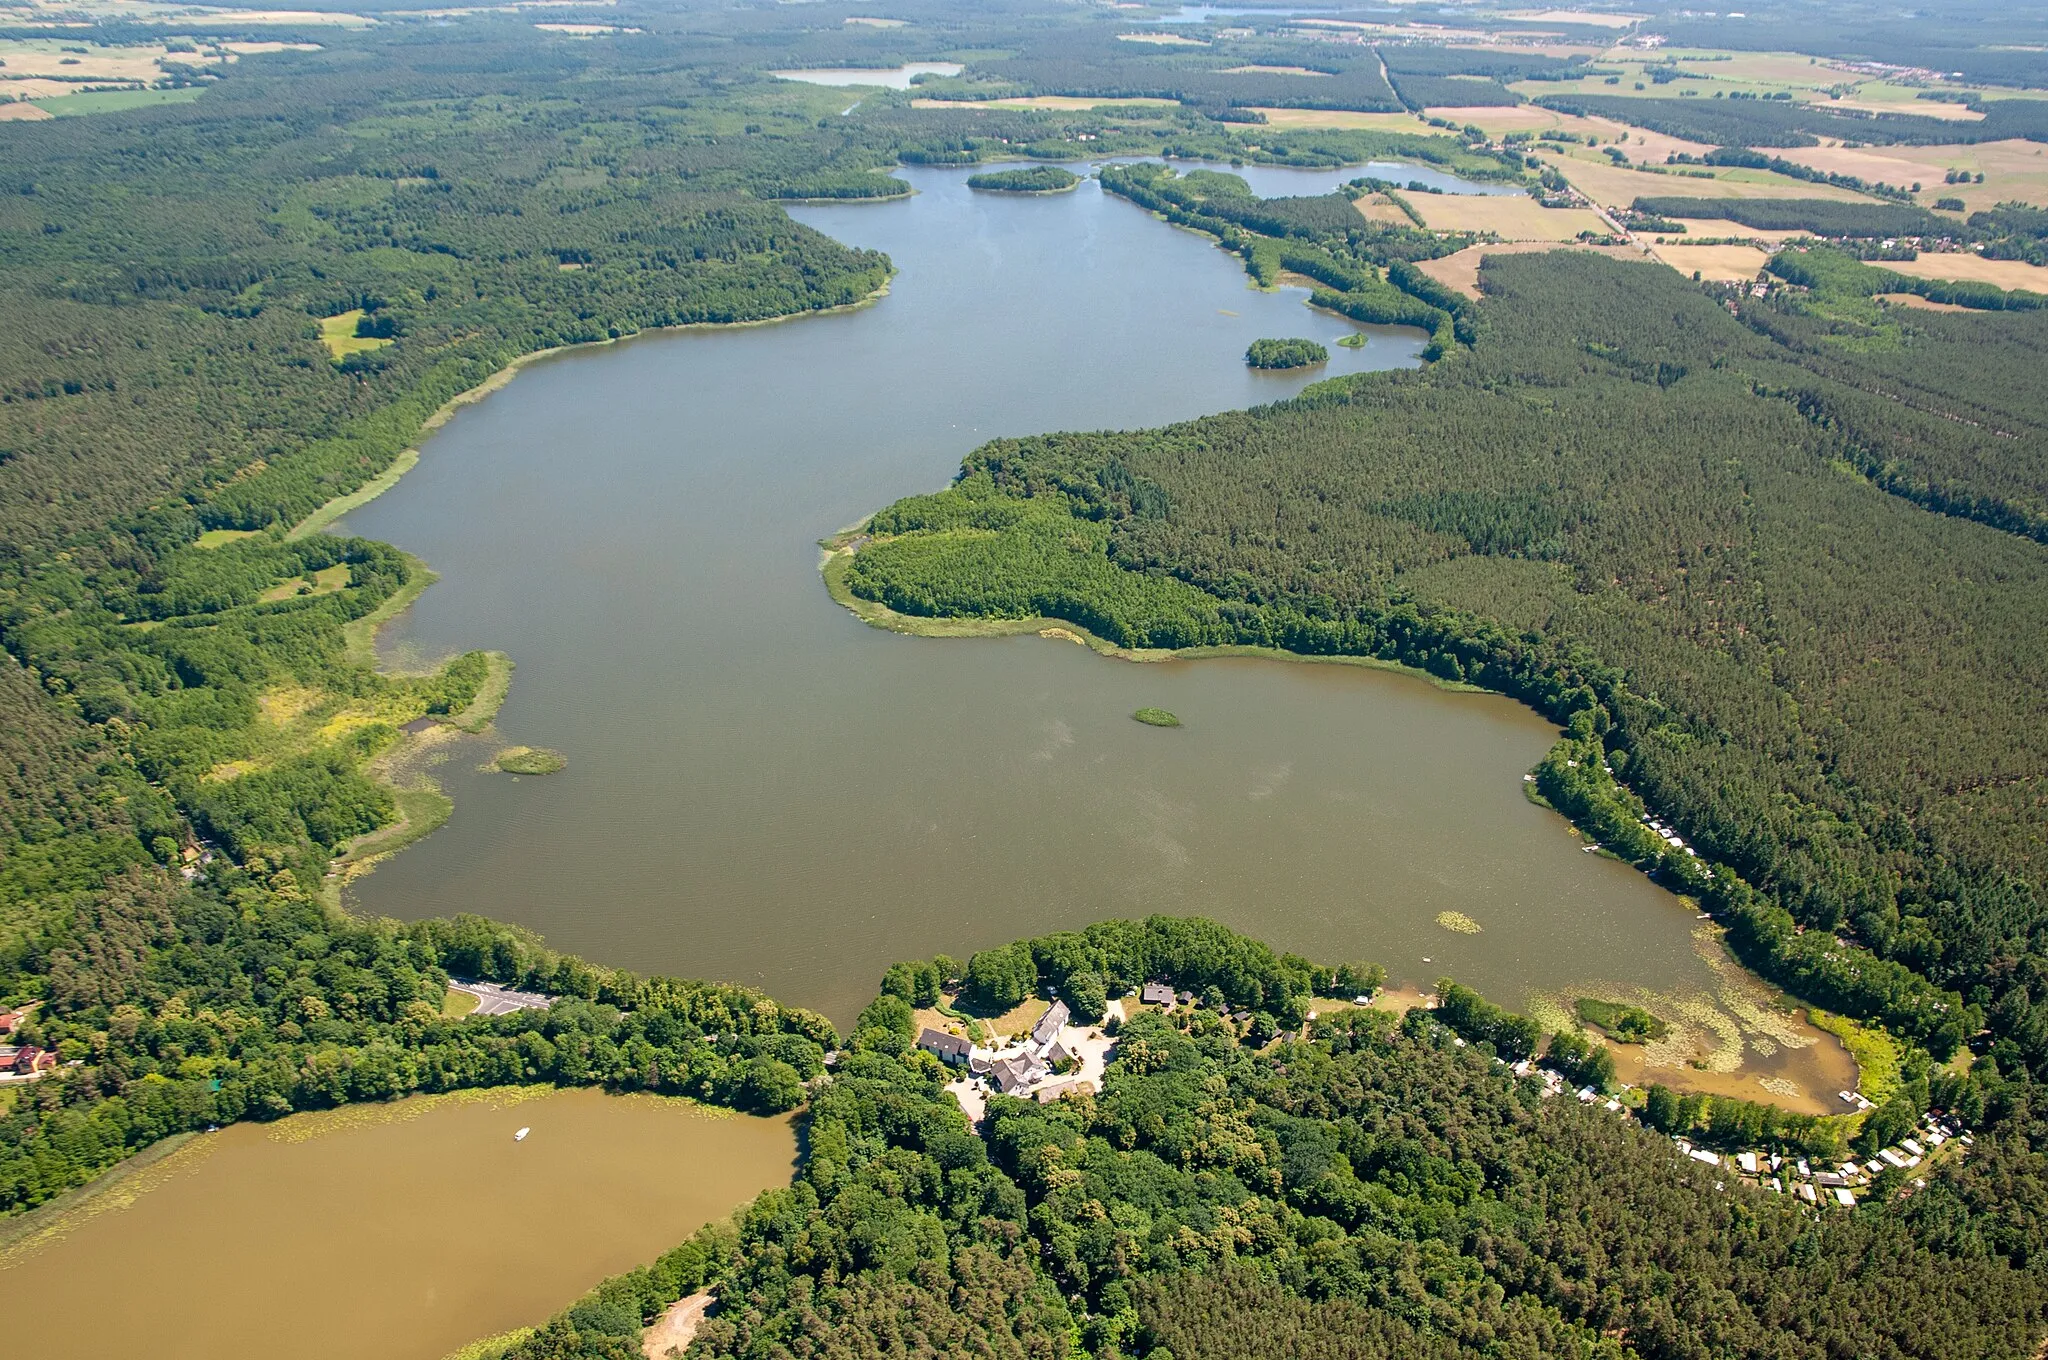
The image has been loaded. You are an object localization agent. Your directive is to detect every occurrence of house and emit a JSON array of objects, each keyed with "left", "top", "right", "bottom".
[
  {"left": 1140, "top": 982, "right": 1176, "bottom": 1007},
  {"left": 1030, "top": 1000, "right": 1070, "bottom": 1050},
  {"left": 917, "top": 1028, "right": 971, "bottom": 1066},
  {"left": 1833, "top": 1187, "right": 1857, "bottom": 1207},
  {"left": 3, "top": 1046, "right": 55, "bottom": 1076},
  {"left": 1045, "top": 1038, "right": 1078, "bottom": 1069},
  {"left": 989, "top": 1053, "right": 1046, "bottom": 1097},
  {"left": 0, "top": 1008, "right": 26, "bottom": 1038}
]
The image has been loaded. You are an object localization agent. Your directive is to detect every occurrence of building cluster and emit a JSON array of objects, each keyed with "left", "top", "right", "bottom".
[
  {"left": 920, "top": 997, "right": 1100, "bottom": 1104},
  {"left": 1673, "top": 1115, "right": 1969, "bottom": 1206}
]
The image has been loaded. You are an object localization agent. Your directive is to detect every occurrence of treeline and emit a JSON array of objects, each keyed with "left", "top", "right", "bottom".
[
  {"left": 1097, "top": 162, "right": 1469, "bottom": 352},
  {"left": 965, "top": 164, "right": 1079, "bottom": 193},
  {"left": 0, "top": 868, "right": 834, "bottom": 1214},
  {"left": 845, "top": 252, "right": 2048, "bottom": 1083},
  {"left": 476, "top": 917, "right": 2048, "bottom": 1360},
  {"left": 1767, "top": 244, "right": 2048, "bottom": 312},
  {"left": 1635, "top": 195, "right": 1953, "bottom": 238},
  {"left": 1538, "top": 90, "right": 2048, "bottom": 147}
]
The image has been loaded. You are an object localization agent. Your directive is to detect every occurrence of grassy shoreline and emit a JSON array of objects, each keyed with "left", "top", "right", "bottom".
[{"left": 286, "top": 277, "right": 892, "bottom": 896}]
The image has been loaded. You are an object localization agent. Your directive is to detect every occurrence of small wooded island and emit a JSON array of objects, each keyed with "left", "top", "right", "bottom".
[
  {"left": 965, "top": 165, "right": 1080, "bottom": 194},
  {"left": 1133, "top": 707, "right": 1181, "bottom": 727},
  {"left": 1245, "top": 336, "right": 1328, "bottom": 369}
]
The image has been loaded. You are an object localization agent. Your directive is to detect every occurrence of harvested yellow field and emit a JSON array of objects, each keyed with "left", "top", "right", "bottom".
[
  {"left": 1770, "top": 140, "right": 2048, "bottom": 212},
  {"left": 1656, "top": 217, "right": 1811, "bottom": 244},
  {"left": 1652, "top": 242, "right": 1772, "bottom": 283},
  {"left": 1247, "top": 106, "right": 1423, "bottom": 131},
  {"left": 1876, "top": 292, "right": 1972, "bottom": 313},
  {"left": 1553, "top": 155, "right": 1865, "bottom": 213},
  {"left": 1827, "top": 96, "right": 1982, "bottom": 122},
  {"left": 1409, "top": 194, "right": 1611, "bottom": 240},
  {"left": 843, "top": 15, "right": 905, "bottom": 26},
  {"left": 1887, "top": 252, "right": 2048, "bottom": 292},
  {"left": 1117, "top": 31, "right": 1205, "bottom": 45},
  {"left": 1414, "top": 240, "right": 1649, "bottom": 297},
  {"left": 1220, "top": 65, "right": 1328, "bottom": 76},
  {"left": 0, "top": 101, "right": 53, "bottom": 120},
  {"left": 913, "top": 95, "right": 1177, "bottom": 111}
]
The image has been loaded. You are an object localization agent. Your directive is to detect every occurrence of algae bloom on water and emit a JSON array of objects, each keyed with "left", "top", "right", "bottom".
[
  {"left": 1435, "top": 910, "right": 1482, "bottom": 934},
  {"left": 494, "top": 746, "right": 567, "bottom": 775},
  {"left": 1133, "top": 708, "right": 1181, "bottom": 727}
]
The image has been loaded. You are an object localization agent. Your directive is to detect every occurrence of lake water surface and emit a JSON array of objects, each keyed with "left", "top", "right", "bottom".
[
  {"left": 339, "top": 162, "right": 1847, "bottom": 1102},
  {"left": 0, "top": 1088, "right": 796, "bottom": 1360}
]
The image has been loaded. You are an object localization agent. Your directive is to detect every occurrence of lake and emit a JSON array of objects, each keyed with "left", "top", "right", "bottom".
[
  {"left": 338, "top": 161, "right": 1850, "bottom": 1105},
  {"left": 774, "top": 62, "right": 964, "bottom": 88},
  {"left": 0, "top": 1088, "right": 796, "bottom": 1360}
]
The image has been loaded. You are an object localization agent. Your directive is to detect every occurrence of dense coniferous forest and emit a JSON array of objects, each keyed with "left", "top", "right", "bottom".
[
  {"left": 494, "top": 919, "right": 2048, "bottom": 1360},
  {"left": 847, "top": 252, "right": 2048, "bottom": 1085},
  {"left": 6, "top": 0, "right": 2048, "bottom": 1355},
  {"left": 1632, "top": 197, "right": 1954, "bottom": 238}
]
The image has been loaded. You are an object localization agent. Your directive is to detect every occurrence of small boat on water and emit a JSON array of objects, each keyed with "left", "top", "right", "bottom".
[{"left": 514, "top": 1127, "right": 530, "bottom": 1141}]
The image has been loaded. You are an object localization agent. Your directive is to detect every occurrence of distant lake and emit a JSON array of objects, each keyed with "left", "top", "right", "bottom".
[
  {"left": 339, "top": 161, "right": 1850, "bottom": 1108},
  {"left": 774, "top": 62, "right": 964, "bottom": 88}
]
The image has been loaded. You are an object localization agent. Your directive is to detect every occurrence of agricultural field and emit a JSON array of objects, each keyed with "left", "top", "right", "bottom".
[
  {"left": 1649, "top": 240, "right": 1775, "bottom": 282},
  {"left": 1410, "top": 239, "right": 1649, "bottom": 297},
  {"left": 913, "top": 95, "right": 1177, "bottom": 111},
  {"left": 1885, "top": 251, "right": 2048, "bottom": 292},
  {"left": 1770, "top": 139, "right": 2048, "bottom": 212},
  {"left": 1550, "top": 154, "right": 1867, "bottom": 214},
  {"left": 1245, "top": 106, "right": 1427, "bottom": 131},
  {"left": 1404, "top": 193, "right": 1612, "bottom": 240}
]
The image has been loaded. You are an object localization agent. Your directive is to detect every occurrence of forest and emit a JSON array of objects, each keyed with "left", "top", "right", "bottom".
[
  {"left": 845, "top": 251, "right": 2048, "bottom": 1088},
  {"left": 1632, "top": 196, "right": 1953, "bottom": 238},
  {"left": 966, "top": 166, "right": 1079, "bottom": 194},
  {"left": 493, "top": 918, "right": 2048, "bottom": 1360},
  {"left": 3, "top": 1, "right": 2048, "bottom": 1356},
  {"left": 1538, "top": 90, "right": 2048, "bottom": 147}
]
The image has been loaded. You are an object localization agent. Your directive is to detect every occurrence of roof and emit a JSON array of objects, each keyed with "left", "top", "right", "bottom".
[
  {"left": 917, "top": 1028, "right": 971, "bottom": 1060},
  {"left": 1140, "top": 982, "right": 1176, "bottom": 1005},
  {"left": 1031, "top": 999, "right": 1070, "bottom": 1048}
]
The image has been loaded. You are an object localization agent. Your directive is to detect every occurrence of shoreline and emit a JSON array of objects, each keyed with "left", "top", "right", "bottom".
[
  {"left": 819, "top": 534, "right": 1868, "bottom": 1113},
  {"left": 818, "top": 537, "right": 1489, "bottom": 692},
  {"left": 289, "top": 277, "right": 895, "bottom": 900}
]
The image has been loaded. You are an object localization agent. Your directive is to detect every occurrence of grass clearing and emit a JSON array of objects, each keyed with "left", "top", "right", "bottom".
[
  {"left": 258, "top": 561, "right": 349, "bottom": 604},
  {"left": 318, "top": 309, "right": 394, "bottom": 360},
  {"left": 32, "top": 86, "right": 207, "bottom": 116},
  {"left": 442, "top": 987, "right": 480, "bottom": 1019},
  {"left": 195, "top": 527, "right": 260, "bottom": 549}
]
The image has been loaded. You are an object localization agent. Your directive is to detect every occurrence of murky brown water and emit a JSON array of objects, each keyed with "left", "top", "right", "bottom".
[
  {"left": 336, "top": 162, "right": 1850, "bottom": 1099},
  {"left": 0, "top": 1088, "right": 795, "bottom": 1360}
]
